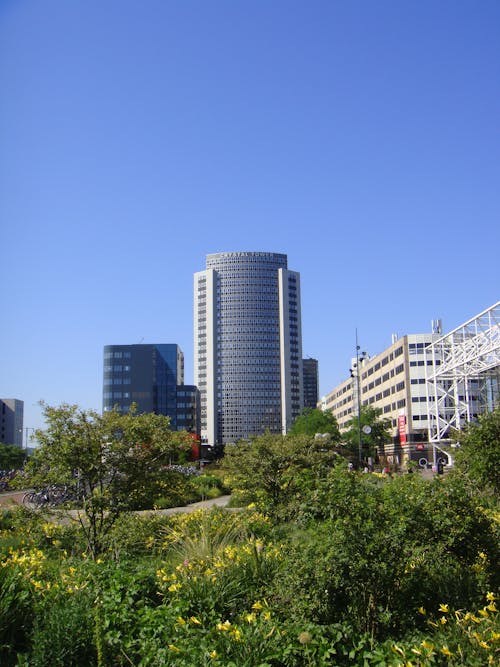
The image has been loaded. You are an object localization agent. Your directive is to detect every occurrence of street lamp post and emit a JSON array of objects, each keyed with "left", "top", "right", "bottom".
[
  {"left": 350, "top": 330, "right": 367, "bottom": 467},
  {"left": 24, "top": 427, "right": 36, "bottom": 450}
]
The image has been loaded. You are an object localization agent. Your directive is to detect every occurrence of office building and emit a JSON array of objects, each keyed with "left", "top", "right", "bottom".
[
  {"left": 302, "top": 358, "right": 319, "bottom": 409},
  {"left": 194, "top": 251, "right": 303, "bottom": 446},
  {"left": 102, "top": 344, "right": 199, "bottom": 434},
  {"left": 0, "top": 399, "right": 24, "bottom": 447},
  {"left": 321, "top": 334, "right": 442, "bottom": 465}
]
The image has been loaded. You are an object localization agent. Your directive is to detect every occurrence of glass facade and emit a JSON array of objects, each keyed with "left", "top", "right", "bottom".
[
  {"left": 102, "top": 344, "right": 198, "bottom": 433},
  {"left": 302, "top": 358, "right": 319, "bottom": 408},
  {"left": 194, "top": 252, "right": 303, "bottom": 445}
]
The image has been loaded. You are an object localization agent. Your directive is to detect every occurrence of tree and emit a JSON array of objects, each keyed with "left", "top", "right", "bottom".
[
  {"left": 342, "top": 405, "right": 392, "bottom": 464},
  {"left": 452, "top": 405, "right": 500, "bottom": 496},
  {"left": 0, "top": 443, "right": 27, "bottom": 470},
  {"left": 18, "top": 402, "right": 192, "bottom": 557},
  {"left": 222, "top": 431, "right": 341, "bottom": 510},
  {"left": 289, "top": 407, "right": 341, "bottom": 441}
]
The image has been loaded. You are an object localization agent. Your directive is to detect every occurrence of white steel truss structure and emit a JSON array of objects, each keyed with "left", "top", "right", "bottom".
[{"left": 426, "top": 302, "right": 500, "bottom": 446}]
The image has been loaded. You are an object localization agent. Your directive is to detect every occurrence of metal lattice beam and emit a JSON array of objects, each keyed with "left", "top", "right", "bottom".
[{"left": 426, "top": 302, "right": 500, "bottom": 444}]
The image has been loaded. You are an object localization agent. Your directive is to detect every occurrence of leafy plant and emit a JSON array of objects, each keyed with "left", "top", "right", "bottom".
[{"left": 17, "top": 403, "right": 192, "bottom": 557}]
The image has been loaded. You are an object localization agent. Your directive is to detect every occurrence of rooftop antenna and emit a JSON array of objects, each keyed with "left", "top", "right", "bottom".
[{"left": 431, "top": 319, "right": 442, "bottom": 335}]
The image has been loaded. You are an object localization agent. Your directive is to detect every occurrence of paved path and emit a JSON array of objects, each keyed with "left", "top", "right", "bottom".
[
  {"left": 0, "top": 490, "right": 26, "bottom": 507},
  {"left": 141, "top": 495, "right": 233, "bottom": 516},
  {"left": 0, "top": 491, "right": 233, "bottom": 516}
]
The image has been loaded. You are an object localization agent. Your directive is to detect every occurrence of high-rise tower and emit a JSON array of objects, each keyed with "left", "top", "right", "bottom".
[{"left": 194, "top": 251, "right": 303, "bottom": 446}]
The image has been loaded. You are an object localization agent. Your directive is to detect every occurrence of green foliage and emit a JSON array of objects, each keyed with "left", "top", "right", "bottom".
[
  {"left": 0, "top": 507, "right": 85, "bottom": 559},
  {"left": 269, "top": 468, "right": 499, "bottom": 638},
  {"left": 0, "top": 463, "right": 498, "bottom": 665},
  {"left": 17, "top": 402, "right": 192, "bottom": 557},
  {"left": 190, "top": 473, "right": 227, "bottom": 500},
  {"left": 0, "top": 565, "right": 32, "bottom": 664},
  {"left": 342, "top": 405, "right": 392, "bottom": 462},
  {"left": 222, "top": 431, "right": 341, "bottom": 512},
  {"left": 453, "top": 404, "right": 500, "bottom": 496},
  {"left": 289, "top": 408, "right": 341, "bottom": 440},
  {"left": 29, "top": 587, "right": 96, "bottom": 667},
  {"left": 0, "top": 443, "right": 27, "bottom": 470}
]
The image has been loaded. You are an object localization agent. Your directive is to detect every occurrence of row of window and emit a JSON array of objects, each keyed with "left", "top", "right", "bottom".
[
  {"left": 410, "top": 360, "right": 441, "bottom": 367},
  {"left": 104, "top": 351, "right": 132, "bottom": 359},
  {"left": 104, "top": 378, "right": 131, "bottom": 385},
  {"left": 103, "top": 365, "right": 131, "bottom": 373}
]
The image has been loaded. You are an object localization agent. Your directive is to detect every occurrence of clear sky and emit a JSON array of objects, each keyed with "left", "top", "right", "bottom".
[{"left": 1, "top": 0, "right": 499, "bottom": 442}]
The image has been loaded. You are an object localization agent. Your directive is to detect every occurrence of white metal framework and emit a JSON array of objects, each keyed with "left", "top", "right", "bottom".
[{"left": 426, "top": 302, "right": 500, "bottom": 446}]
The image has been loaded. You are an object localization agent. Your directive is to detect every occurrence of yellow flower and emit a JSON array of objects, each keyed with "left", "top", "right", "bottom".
[
  {"left": 262, "top": 611, "right": 271, "bottom": 620},
  {"left": 252, "top": 601, "right": 263, "bottom": 610},
  {"left": 486, "top": 602, "right": 497, "bottom": 612},
  {"left": 421, "top": 640, "right": 434, "bottom": 650},
  {"left": 440, "top": 616, "right": 448, "bottom": 625},
  {"left": 190, "top": 616, "right": 202, "bottom": 625},
  {"left": 168, "top": 644, "right": 181, "bottom": 652},
  {"left": 479, "top": 608, "right": 489, "bottom": 617},
  {"left": 176, "top": 617, "right": 186, "bottom": 625},
  {"left": 486, "top": 592, "right": 497, "bottom": 602},
  {"left": 168, "top": 583, "right": 181, "bottom": 592},
  {"left": 231, "top": 627, "right": 242, "bottom": 641},
  {"left": 245, "top": 613, "right": 256, "bottom": 624},
  {"left": 209, "top": 650, "right": 218, "bottom": 659},
  {"left": 418, "top": 606, "right": 426, "bottom": 615},
  {"left": 479, "top": 640, "right": 490, "bottom": 649},
  {"left": 216, "top": 620, "right": 231, "bottom": 632},
  {"left": 440, "top": 646, "right": 453, "bottom": 657},
  {"left": 439, "top": 603, "right": 449, "bottom": 613}
]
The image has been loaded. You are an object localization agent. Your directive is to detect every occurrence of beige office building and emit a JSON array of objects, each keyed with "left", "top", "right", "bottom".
[{"left": 321, "top": 334, "right": 441, "bottom": 464}]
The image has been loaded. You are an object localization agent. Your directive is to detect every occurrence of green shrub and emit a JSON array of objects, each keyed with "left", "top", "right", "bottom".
[
  {"left": 268, "top": 470, "right": 499, "bottom": 639},
  {"left": 149, "top": 470, "right": 198, "bottom": 509},
  {"left": 29, "top": 587, "right": 96, "bottom": 667},
  {"left": 104, "top": 512, "right": 171, "bottom": 559},
  {"left": 4, "top": 507, "right": 85, "bottom": 558},
  {"left": 0, "top": 565, "right": 32, "bottom": 665}
]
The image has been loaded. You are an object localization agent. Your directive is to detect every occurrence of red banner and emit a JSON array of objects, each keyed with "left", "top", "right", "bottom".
[{"left": 398, "top": 415, "right": 407, "bottom": 445}]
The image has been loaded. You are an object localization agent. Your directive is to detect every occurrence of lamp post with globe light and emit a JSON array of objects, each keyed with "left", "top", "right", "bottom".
[{"left": 350, "top": 331, "right": 368, "bottom": 466}]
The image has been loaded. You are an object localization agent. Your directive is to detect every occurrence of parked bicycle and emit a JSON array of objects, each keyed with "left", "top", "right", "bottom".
[{"left": 22, "top": 484, "right": 81, "bottom": 509}]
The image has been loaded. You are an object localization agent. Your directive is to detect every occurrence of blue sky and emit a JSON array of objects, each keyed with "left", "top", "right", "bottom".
[{"left": 1, "top": 0, "right": 499, "bottom": 440}]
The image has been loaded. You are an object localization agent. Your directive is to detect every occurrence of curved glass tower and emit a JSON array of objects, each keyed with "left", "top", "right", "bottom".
[{"left": 194, "top": 251, "right": 303, "bottom": 446}]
